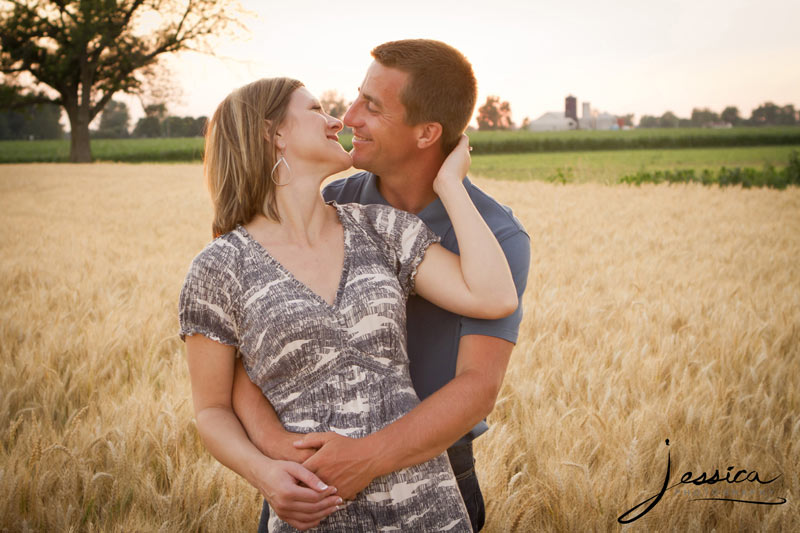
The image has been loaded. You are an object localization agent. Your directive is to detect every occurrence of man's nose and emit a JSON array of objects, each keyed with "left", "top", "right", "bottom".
[{"left": 343, "top": 102, "right": 360, "bottom": 128}]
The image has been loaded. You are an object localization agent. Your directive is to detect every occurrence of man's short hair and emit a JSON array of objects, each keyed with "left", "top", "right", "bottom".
[{"left": 371, "top": 39, "right": 477, "bottom": 154}]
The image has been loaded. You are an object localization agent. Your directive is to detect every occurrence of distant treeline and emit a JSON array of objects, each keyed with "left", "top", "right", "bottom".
[
  {"left": 639, "top": 103, "right": 798, "bottom": 128},
  {"left": 0, "top": 100, "right": 207, "bottom": 141},
  {"left": 0, "top": 104, "right": 63, "bottom": 141},
  {"left": 93, "top": 101, "right": 206, "bottom": 139}
]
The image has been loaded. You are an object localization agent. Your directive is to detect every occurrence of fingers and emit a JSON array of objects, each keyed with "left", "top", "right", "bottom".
[
  {"left": 455, "top": 133, "right": 470, "bottom": 151},
  {"left": 293, "top": 432, "right": 330, "bottom": 449},
  {"left": 281, "top": 480, "right": 338, "bottom": 504},
  {"left": 294, "top": 447, "right": 316, "bottom": 463},
  {"left": 283, "top": 504, "right": 339, "bottom": 531},
  {"left": 273, "top": 494, "right": 342, "bottom": 515},
  {"left": 273, "top": 497, "right": 343, "bottom": 530},
  {"left": 286, "top": 461, "right": 331, "bottom": 493}
]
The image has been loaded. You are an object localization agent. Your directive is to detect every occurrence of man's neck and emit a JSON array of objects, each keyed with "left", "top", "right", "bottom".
[{"left": 374, "top": 151, "right": 445, "bottom": 214}]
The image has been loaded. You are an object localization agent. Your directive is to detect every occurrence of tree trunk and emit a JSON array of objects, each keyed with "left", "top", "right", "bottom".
[{"left": 67, "top": 107, "right": 93, "bottom": 163}]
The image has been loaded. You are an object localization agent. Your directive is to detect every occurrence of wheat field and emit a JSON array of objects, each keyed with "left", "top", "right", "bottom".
[{"left": 1, "top": 163, "right": 798, "bottom": 532}]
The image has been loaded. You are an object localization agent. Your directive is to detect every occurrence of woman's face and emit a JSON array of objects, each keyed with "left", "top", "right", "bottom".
[{"left": 276, "top": 87, "right": 352, "bottom": 177}]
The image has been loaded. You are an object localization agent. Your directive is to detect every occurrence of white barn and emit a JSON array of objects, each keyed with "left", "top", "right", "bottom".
[
  {"left": 527, "top": 98, "right": 619, "bottom": 131},
  {"left": 528, "top": 111, "right": 577, "bottom": 131}
]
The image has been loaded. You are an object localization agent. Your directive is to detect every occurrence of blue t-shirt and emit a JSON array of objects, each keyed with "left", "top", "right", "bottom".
[{"left": 323, "top": 172, "right": 530, "bottom": 443}]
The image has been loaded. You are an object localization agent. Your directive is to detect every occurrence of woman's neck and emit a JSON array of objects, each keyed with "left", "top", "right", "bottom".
[{"left": 251, "top": 175, "right": 334, "bottom": 247}]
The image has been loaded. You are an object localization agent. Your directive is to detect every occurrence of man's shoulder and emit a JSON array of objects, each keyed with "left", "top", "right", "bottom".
[
  {"left": 464, "top": 179, "right": 529, "bottom": 243},
  {"left": 323, "top": 171, "right": 373, "bottom": 203}
]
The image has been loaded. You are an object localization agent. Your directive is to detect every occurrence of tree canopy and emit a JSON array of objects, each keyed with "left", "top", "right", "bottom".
[
  {"left": 319, "top": 90, "right": 349, "bottom": 120},
  {"left": 477, "top": 95, "right": 513, "bottom": 131},
  {"left": 751, "top": 102, "right": 797, "bottom": 126},
  {"left": 0, "top": 0, "right": 242, "bottom": 161}
]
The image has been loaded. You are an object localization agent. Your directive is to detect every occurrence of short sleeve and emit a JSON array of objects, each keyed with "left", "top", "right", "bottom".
[
  {"left": 363, "top": 205, "right": 440, "bottom": 298},
  {"left": 460, "top": 230, "right": 531, "bottom": 343},
  {"left": 178, "top": 246, "right": 239, "bottom": 346}
]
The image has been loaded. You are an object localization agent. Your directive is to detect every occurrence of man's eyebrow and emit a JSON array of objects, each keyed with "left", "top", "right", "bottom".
[{"left": 359, "top": 88, "right": 383, "bottom": 110}]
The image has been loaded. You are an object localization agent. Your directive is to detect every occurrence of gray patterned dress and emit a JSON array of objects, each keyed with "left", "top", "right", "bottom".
[{"left": 179, "top": 202, "right": 472, "bottom": 532}]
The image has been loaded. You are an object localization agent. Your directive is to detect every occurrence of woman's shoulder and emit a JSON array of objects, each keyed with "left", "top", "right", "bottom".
[{"left": 186, "top": 228, "right": 248, "bottom": 278}]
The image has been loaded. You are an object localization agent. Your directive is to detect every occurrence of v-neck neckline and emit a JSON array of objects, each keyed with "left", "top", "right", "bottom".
[{"left": 238, "top": 201, "right": 351, "bottom": 310}]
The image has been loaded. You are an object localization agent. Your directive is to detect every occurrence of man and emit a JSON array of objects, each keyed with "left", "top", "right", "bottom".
[{"left": 232, "top": 39, "right": 530, "bottom": 532}]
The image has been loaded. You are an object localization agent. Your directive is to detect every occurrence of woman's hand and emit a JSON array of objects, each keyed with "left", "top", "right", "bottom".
[
  {"left": 250, "top": 456, "right": 342, "bottom": 531},
  {"left": 432, "top": 134, "right": 471, "bottom": 195},
  {"left": 414, "top": 131, "right": 518, "bottom": 320}
]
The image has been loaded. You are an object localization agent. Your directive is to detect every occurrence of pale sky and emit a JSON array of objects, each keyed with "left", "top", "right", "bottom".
[{"left": 123, "top": 0, "right": 800, "bottom": 126}]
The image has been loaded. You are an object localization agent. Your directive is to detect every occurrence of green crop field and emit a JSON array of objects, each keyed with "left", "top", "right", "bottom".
[
  {"left": 345, "top": 127, "right": 800, "bottom": 154},
  {"left": 469, "top": 145, "right": 800, "bottom": 183},
  {"left": 0, "top": 137, "right": 205, "bottom": 164},
  {"left": 2, "top": 127, "right": 800, "bottom": 164}
]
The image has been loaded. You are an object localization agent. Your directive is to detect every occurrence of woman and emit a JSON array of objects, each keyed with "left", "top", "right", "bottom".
[{"left": 179, "top": 77, "right": 517, "bottom": 532}]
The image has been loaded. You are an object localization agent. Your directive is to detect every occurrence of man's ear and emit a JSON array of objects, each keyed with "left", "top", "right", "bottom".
[{"left": 415, "top": 122, "right": 443, "bottom": 150}]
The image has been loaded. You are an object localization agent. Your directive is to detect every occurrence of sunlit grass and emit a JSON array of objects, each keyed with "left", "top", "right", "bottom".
[{"left": 1, "top": 164, "right": 798, "bottom": 531}]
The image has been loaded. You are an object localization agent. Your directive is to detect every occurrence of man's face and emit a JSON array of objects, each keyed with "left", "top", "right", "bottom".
[{"left": 343, "top": 61, "right": 419, "bottom": 174}]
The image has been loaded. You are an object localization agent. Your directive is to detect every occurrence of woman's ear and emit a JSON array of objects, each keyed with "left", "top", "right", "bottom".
[
  {"left": 270, "top": 120, "right": 289, "bottom": 151},
  {"left": 262, "top": 119, "right": 273, "bottom": 143},
  {"left": 274, "top": 131, "right": 286, "bottom": 151},
  {"left": 264, "top": 119, "right": 288, "bottom": 151}
]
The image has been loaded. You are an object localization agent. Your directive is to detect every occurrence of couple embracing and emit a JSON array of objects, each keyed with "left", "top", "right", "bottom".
[{"left": 179, "top": 39, "right": 530, "bottom": 532}]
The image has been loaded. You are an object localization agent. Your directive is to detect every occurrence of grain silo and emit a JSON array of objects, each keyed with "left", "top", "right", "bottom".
[{"left": 565, "top": 95, "right": 577, "bottom": 121}]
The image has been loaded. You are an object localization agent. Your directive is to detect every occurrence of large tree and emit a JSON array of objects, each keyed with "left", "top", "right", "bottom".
[
  {"left": 0, "top": 0, "right": 241, "bottom": 162},
  {"left": 477, "top": 95, "right": 513, "bottom": 131}
]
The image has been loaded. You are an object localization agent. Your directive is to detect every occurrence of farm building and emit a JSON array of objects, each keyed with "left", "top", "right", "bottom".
[
  {"left": 528, "top": 111, "right": 578, "bottom": 131},
  {"left": 527, "top": 96, "right": 619, "bottom": 131}
]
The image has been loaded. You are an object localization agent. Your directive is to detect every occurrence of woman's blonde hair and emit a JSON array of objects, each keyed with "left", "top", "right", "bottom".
[{"left": 204, "top": 77, "right": 304, "bottom": 237}]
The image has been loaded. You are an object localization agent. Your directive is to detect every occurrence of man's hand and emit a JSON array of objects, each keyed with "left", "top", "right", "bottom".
[
  {"left": 266, "top": 428, "right": 319, "bottom": 463},
  {"left": 251, "top": 458, "right": 342, "bottom": 531},
  {"left": 295, "top": 432, "right": 382, "bottom": 500}
]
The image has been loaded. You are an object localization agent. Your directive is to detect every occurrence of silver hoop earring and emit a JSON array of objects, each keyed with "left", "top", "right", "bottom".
[{"left": 271, "top": 154, "right": 292, "bottom": 186}]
